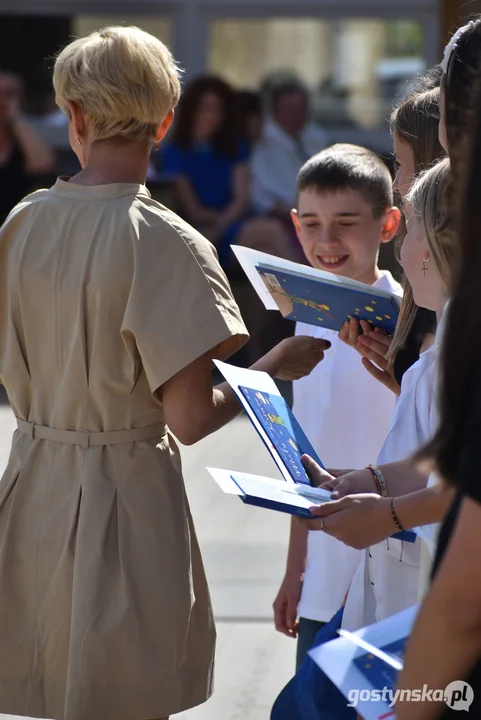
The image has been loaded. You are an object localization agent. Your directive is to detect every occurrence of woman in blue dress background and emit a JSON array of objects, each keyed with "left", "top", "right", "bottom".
[{"left": 162, "top": 75, "right": 296, "bottom": 269}]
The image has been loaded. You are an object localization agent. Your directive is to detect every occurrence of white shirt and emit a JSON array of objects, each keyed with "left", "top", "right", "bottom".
[
  {"left": 295, "top": 271, "right": 401, "bottom": 623},
  {"left": 416, "top": 301, "right": 451, "bottom": 597},
  {"left": 250, "top": 119, "right": 329, "bottom": 214},
  {"left": 342, "top": 342, "right": 438, "bottom": 631}
]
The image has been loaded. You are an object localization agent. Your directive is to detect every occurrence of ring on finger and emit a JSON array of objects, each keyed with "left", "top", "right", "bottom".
[{"left": 320, "top": 517, "right": 326, "bottom": 531}]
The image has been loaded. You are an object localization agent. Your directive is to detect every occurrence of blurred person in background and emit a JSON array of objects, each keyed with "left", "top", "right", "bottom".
[
  {"left": 0, "top": 72, "right": 54, "bottom": 223},
  {"left": 250, "top": 79, "right": 328, "bottom": 225},
  {"left": 236, "top": 89, "right": 263, "bottom": 148},
  {"left": 162, "top": 75, "right": 296, "bottom": 269}
]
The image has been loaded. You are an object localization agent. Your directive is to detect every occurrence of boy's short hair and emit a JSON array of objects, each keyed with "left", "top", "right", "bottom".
[
  {"left": 297, "top": 143, "right": 393, "bottom": 217},
  {"left": 53, "top": 25, "right": 182, "bottom": 143}
]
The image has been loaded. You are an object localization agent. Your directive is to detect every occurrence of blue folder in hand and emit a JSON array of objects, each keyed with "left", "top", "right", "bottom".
[
  {"left": 209, "top": 361, "right": 331, "bottom": 518},
  {"left": 238, "top": 385, "right": 325, "bottom": 485},
  {"left": 227, "top": 470, "right": 330, "bottom": 519},
  {"left": 352, "top": 637, "right": 407, "bottom": 691},
  {"left": 257, "top": 263, "right": 400, "bottom": 334}
]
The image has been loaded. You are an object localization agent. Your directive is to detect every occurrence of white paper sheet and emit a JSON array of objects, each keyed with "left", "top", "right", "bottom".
[
  {"left": 207, "top": 467, "right": 329, "bottom": 510},
  {"left": 309, "top": 605, "right": 418, "bottom": 720}
]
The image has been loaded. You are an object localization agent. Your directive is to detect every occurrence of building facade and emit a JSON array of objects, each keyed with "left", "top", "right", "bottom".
[{"left": 0, "top": 0, "right": 474, "bottom": 147}]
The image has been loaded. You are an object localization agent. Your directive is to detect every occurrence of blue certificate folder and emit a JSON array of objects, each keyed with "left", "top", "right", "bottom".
[
  {"left": 238, "top": 385, "right": 415, "bottom": 541},
  {"left": 352, "top": 638, "right": 407, "bottom": 691},
  {"left": 238, "top": 386, "right": 325, "bottom": 486},
  {"left": 227, "top": 471, "right": 329, "bottom": 519},
  {"left": 256, "top": 263, "right": 400, "bottom": 334}
]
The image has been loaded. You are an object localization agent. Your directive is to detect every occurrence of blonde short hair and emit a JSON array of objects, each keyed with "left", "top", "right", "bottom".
[{"left": 53, "top": 25, "right": 182, "bottom": 142}]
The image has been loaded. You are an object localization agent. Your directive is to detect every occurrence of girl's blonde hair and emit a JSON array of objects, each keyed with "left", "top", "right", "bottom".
[
  {"left": 406, "top": 157, "right": 455, "bottom": 293},
  {"left": 53, "top": 25, "right": 182, "bottom": 143},
  {"left": 387, "top": 87, "right": 445, "bottom": 359}
]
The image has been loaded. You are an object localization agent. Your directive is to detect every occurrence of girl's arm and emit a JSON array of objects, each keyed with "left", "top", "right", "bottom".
[
  {"left": 311, "top": 460, "right": 429, "bottom": 500},
  {"left": 394, "top": 483, "right": 454, "bottom": 529},
  {"left": 300, "top": 484, "right": 453, "bottom": 549},
  {"left": 396, "top": 496, "right": 481, "bottom": 720}
]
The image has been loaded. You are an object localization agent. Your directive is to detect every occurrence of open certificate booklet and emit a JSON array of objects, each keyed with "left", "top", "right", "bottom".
[
  {"left": 208, "top": 361, "right": 331, "bottom": 517},
  {"left": 309, "top": 605, "right": 419, "bottom": 720},
  {"left": 231, "top": 245, "right": 402, "bottom": 334}
]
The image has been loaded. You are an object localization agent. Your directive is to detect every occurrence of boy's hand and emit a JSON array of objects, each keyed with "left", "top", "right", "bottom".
[
  {"left": 273, "top": 573, "right": 302, "bottom": 638},
  {"left": 269, "top": 336, "right": 331, "bottom": 381},
  {"left": 339, "top": 318, "right": 400, "bottom": 396}
]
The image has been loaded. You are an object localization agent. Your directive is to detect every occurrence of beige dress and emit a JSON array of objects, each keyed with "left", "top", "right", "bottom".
[{"left": 0, "top": 179, "right": 248, "bottom": 720}]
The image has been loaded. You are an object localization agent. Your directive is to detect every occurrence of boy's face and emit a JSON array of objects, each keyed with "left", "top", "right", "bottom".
[{"left": 291, "top": 187, "right": 400, "bottom": 286}]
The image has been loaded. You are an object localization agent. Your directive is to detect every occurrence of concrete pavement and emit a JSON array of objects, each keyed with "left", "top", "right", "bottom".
[{"left": 0, "top": 406, "right": 295, "bottom": 720}]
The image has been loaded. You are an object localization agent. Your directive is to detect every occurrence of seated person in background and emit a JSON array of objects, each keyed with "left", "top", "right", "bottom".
[
  {"left": 0, "top": 72, "right": 54, "bottom": 224},
  {"left": 236, "top": 89, "right": 263, "bottom": 149},
  {"left": 250, "top": 79, "right": 328, "bottom": 224},
  {"left": 162, "top": 75, "right": 296, "bottom": 269}
]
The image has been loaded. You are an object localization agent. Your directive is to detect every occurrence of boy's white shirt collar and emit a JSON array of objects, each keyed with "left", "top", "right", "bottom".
[{"left": 373, "top": 269, "right": 403, "bottom": 296}]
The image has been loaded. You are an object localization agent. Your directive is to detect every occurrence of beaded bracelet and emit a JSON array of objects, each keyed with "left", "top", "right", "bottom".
[
  {"left": 390, "top": 498, "right": 405, "bottom": 532},
  {"left": 366, "top": 464, "right": 388, "bottom": 497}
]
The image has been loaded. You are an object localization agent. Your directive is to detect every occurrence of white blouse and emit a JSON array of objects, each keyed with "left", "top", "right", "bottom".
[{"left": 342, "top": 342, "right": 438, "bottom": 631}]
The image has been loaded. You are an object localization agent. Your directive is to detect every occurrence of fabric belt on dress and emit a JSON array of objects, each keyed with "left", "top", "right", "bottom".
[{"left": 16, "top": 418, "right": 166, "bottom": 450}]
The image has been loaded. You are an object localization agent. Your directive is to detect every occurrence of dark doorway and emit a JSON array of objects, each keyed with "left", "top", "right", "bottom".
[{"left": 0, "top": 15, "right": 71, "bottom": 113}]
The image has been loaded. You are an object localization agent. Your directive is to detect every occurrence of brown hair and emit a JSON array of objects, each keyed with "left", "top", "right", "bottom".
[
  {"left": 442, "top": 17, "right": 481, "bottom": 189},
  {"left": 297, "top": 143, "right": 393, "bottom": 218},
  {"left": 387, "top": 87, "right": 445, "bottom": 359},
  {"left": 420, "top": 65, "right": 481, "bottom": 480},
  {"left": 171, "top": 75, "right": 241, "bottom": 158}
]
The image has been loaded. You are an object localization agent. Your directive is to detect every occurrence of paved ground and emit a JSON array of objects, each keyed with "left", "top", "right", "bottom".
[{"left": 0, "top": 405, "right": 295, "bottom": 720}]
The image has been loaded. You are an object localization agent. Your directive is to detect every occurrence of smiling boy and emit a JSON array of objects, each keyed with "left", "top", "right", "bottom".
[{"left": 273, "top": 144, "right": 403, "bottom": 667}]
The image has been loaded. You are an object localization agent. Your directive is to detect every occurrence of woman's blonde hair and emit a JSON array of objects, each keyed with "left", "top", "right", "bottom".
[
  {"left": 406, "top": 157, "right": 455, "bottom": 293},
  {"left": 53, "top": 25, "right": 182, "bottom": 142}
]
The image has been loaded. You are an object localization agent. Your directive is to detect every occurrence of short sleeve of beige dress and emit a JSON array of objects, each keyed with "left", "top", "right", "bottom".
[{"left": 0, "top": 179, "right": 249, "bottom": 720}]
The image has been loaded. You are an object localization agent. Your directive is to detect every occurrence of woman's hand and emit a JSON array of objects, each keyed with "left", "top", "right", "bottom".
[
  {"left": 299, "top": 494, "right": 395, "bottom": 549},
  {"left": 302, "top": 456, "right": 376, "bottom": 497},
  {"left": 257, "top": 335, "right": 330, "bottom": 381},
  {"left": 339, "top": 318, "right": 400, "bottom": 396}
]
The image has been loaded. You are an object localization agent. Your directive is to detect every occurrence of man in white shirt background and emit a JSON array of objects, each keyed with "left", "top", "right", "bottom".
[{"left": 250, "top": 80, "right": 329, "bottom": 222}]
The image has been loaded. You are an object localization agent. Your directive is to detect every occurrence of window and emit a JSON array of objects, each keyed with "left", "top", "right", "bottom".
[
  {"left": 208, "top": 18, "right": 425, "bottom": 129},
  {"left": 72, "top": 15, "right": 171, "bottom": 48}
]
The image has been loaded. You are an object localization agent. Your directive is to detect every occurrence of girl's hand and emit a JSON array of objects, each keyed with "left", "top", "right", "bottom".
[
  {"left": 339, "top": 318, "right": 400, "bottom": 396},
  {"left": 301, "top": 455, "right": 335, "bottom": 487},
  {"left": 302, "top": 457, "right": 377, "bottom": 498},
  {"left": 268, "top": 336, "right": 331, "bottom": 381},
  {"left": 299, "top": 494, "right": 395, "bottom": 549}
]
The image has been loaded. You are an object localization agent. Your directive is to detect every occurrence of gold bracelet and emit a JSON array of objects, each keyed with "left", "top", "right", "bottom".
[{"left": 366, "top": 464, "right": 388, "bottom": 497}]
